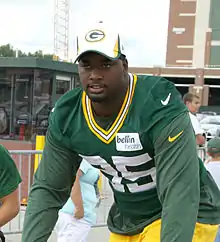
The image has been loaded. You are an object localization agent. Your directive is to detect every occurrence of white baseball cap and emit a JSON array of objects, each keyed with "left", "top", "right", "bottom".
[{"left": 74, "top": 22, "right": 126, "bottom": 63}]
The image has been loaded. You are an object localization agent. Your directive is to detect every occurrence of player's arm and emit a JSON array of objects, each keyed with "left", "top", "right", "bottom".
[
  {"left": 71, "top": 169, "right": 84, "bottom": 219},
  {"left": 0, "top": 146, "right": 22, "bottom": 227},
  {"left": 189, "top": 114, "right": 205, "bottom": 145},
  {"left": 22, "top": 126, "right": 81, "bottom": 241},
  {"left": 0, "top": 189, "right": 20, "bottom": 227},
  {"left": 150, "top": 78, "right": 200, "bottom": 242},
  {"left": 154, "top": 113, "right": 200, "bottom": 242}
]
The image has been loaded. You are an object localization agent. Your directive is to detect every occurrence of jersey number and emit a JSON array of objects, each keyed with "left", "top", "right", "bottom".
[{"left": 79, "top": 153, "right": 156, "bottom": 193}]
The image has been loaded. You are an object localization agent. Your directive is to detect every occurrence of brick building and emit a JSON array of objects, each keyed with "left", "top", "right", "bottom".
[{"left": 166, "top": 0, "right": 220, "bottom": 68}]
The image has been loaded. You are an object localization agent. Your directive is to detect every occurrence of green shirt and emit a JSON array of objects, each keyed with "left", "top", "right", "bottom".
[
  {"left": 22, "top": 74, "right": 220, "bottom": 242},
  {"left": 0, "top": 145, "right": 22, "bottom": 198}
]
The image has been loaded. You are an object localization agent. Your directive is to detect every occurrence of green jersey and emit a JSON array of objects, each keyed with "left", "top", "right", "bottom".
[
  {"left": 22, "top": 74, "right": 220, "bottom": 242},
  {"left": 0, "top": 145, "right": 22, "bottom": 198}
]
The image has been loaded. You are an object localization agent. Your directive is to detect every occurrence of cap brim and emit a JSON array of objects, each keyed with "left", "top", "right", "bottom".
[{"left": 74, "top": 50, "right": 121, "bottom": 63}]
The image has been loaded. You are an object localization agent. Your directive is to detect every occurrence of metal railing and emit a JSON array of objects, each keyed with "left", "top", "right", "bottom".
[
  {"left": 2, "top": 151, "right": 42, "bottom": 235},
  {"left": 2, "top": 147, "right": 207, "bottom": 235},
  {"left": 2, "top": 150, "right": 112, "bottom": 236}
]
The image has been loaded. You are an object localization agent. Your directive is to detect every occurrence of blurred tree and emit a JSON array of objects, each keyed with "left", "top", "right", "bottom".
[{"left": 0, "top": 44, "right": 53, "bottom": 60}]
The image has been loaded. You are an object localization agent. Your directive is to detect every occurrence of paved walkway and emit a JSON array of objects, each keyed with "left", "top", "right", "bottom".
[
  {"left": 3, "top": 180, "right": 113, "bottom": 242},
  {"left": 5, "top": 227, "right": 110, "bottom": 242}
]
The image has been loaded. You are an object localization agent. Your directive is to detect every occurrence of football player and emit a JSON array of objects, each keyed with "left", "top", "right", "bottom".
[{"left": 22, "top": 23, "right": 220, "bottom": 242}]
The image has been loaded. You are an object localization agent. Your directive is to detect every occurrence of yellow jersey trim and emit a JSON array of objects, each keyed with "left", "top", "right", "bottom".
[{"left": 82, "top": 73, "right": 137, "bottom": 144}]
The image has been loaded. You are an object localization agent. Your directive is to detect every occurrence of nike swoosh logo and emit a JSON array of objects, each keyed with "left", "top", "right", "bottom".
[
  {"left": 161, "top": 93, "right": 171, "bottom": 106},
  {"left": 168, "top": 130, "right": 184, "bottom": 142}
]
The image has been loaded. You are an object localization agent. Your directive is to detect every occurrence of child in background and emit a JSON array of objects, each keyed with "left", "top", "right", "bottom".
[
  {"left": 205, "top": 137, "right": 220, "bottom": 242},
  {"left": 55, "top": 159, "right": 100, "bottom": 242}
]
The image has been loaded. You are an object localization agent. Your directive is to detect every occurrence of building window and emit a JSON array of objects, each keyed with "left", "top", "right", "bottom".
[
  {"left": 0, "top": 71, "right": 54, "bottom": 141},
  {"left": 15, "top": 75, "right": 33, "bottom": 140},
  {"left": 55, "top": 75, "right": 72, "bottom": 101},
  {"left": 209, "top": 87, "right": 220, "bottom": 106},
  {"left": 205, "top": 78, "right": 220, "bottom": 107},
  {"left": 33, "top": 72, "right": 53, "bottom": 137},
  {"left": 74, "top": 75, "right": 81, "bottom": 88},
  {"left": 0, "top": 73, "right": 11, "bottom": 138},
  {"left": 0, "top": 69, "right": 77, "bottom": 141}
]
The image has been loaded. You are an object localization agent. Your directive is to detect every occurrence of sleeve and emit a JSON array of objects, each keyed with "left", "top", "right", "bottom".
[
  {"left": 22, "top": 112, "right": 82, "bottom": 242},
  {"left": 153, "top": 113, "right": 200, "bottom": 242},
  {"left": 150, "top": 79, "right": 200, "bottom": 242},
  {"left": 189, "top": 113, "right": 203, "bottom": 135},
  {"left": 0, "top": 145, "right": 22, "bottom": 198},
  {"left": 79, "top": 159, "right": 91, "bottom": 174}
]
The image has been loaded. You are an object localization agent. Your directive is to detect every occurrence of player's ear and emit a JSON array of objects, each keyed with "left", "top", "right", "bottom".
[{"left": 122, "top": 59, "right": 128, "bottom": 72}]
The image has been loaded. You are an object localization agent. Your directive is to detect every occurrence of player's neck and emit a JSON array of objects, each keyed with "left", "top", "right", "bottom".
[{"left": 92, "top": 84, "right": 128, "bottom": 118}]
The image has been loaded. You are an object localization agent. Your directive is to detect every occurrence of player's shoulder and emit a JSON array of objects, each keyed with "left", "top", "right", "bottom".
[
  {"left": 135, "top": 74, "right": 177, "bottom": 97},
  {"left": 136, "top": 74, "right": 162, "bottom": 86},
  {"left": 133, "top": 74, "right": 187, "bottom": 125},
  {"left": 135, "top": 75, "right": 182, "bottom": 104}
]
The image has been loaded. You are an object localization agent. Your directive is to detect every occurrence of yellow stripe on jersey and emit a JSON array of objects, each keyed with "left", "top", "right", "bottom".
[
  {"left": 88, "top": 86, "right": 129, "bottom": 136},
  {"left": 82, "top": 73, "right": 137, "bottom": 144}
]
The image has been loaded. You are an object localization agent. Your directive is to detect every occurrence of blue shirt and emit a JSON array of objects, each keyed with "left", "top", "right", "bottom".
[{"left": 60, "top": 159, "right": 100, "bottom": 225}]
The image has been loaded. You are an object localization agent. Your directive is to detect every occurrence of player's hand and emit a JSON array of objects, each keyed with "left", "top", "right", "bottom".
[{"left": 74, "top": 207, "right": 84, "bottom": 219}]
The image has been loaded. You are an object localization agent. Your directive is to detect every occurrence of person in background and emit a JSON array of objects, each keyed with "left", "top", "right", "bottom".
[
  {"left": 0, "top": 144, "right": 22, "bottom": 242},
  {"left": 55, "top": 159, "right": 100, "bottom": 242},
  {"left": 205, "top": 137, "right": 220, "bottom": 242},
  {"left": 183, "top": 92, "right": 205, "bottom": 145}
]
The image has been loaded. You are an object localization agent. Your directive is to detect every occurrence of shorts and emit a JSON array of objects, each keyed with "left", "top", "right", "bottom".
[
  {"left": 55, "top": 211, "right": 92, "bottom": 242},
  {"left": 109, "top": 219, "right": 219, "bottom": 242}
]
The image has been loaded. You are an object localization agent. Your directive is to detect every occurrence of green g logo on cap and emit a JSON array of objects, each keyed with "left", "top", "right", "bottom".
[{"left": 85, "top": 30, "right": 105, "bottom": 42}]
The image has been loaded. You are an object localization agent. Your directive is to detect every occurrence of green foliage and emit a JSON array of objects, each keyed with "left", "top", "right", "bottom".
[{"left": 0, "top": 44, "right": 54, "bottom": 59}]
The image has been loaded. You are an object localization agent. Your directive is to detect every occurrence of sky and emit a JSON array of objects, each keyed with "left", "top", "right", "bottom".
[{"left": 0, "top": 0, "right": 170, "bottom": 67}]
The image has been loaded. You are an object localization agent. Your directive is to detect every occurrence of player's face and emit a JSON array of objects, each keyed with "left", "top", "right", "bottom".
[{"left": 78, "top": 52, "right": 128, "bottom": 103}]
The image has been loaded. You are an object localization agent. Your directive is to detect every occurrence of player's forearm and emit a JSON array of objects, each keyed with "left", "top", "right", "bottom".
[
  {"left": 160, "top": 173, "right": 199, "bottom": 242},
  {"left": 0, "top": 189, "right": 20, "bottom": 227},
  {"left": 22, "top": 182, "right": 65, "bottom": 242},
  {"left": 154, "top": 114, "right": 200, "bottom": 241},
  {"left": 0, "top": 201, "right": 19, "bottom": 227},
  {"left": 22, "top": 131, "right": 80, "bottom": 242}
]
